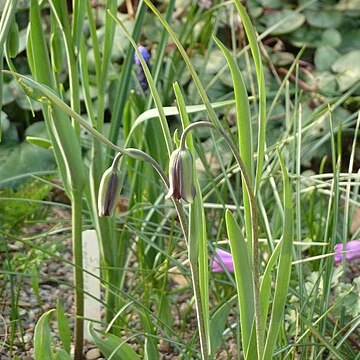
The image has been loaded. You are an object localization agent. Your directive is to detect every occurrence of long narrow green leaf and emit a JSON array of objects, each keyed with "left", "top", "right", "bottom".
[
  {"left": 234, "top": 0, "right": 266, "bottom": 193},
  {"left": 27, "top": 0, "right": 85, "bottom": 194},
  {"left": 246, "top": 242, "right": 282, "bottom": 359},
  {"left": 126, "top": 100, "right": 237, "bottom": 146},
  {"left": 209, "top": 295, "right": 237, "bottom": 356},
  {"left": 259, "top": 243, "right": 282, "bottom": 328},
  {"left": 137, "top": 307, "right": 159, "bottom": 360},
  {"left": 304, "top": 320, "right": 345, "bottom": 360},
  {"left": 225, "top": 210, "right": 254, "bottom": 352},
  {"left": 212, "top": 37, "right": 253, "bottom": 180},
  {"left": 263, "top": 150, "right": 294, "bottom": 360},
  {"left": 49, "top": 0, "right": 81, "bottom": 136},
  {"left": 71, "top": 0, "right": 85, "bottom": 50},
  {"left": 28, "top": 0, "right": 54, "bottom": 88},
  {"left": 56, "top": 301, "right": 71, "bottom": 354},
  {"left": 213, "top": 35, "right": 254, "bottom": 254}
]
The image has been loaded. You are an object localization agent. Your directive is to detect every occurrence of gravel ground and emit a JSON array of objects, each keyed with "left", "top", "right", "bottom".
[{"left": 0, "top": 207, "right": 105, "bottom": 360}]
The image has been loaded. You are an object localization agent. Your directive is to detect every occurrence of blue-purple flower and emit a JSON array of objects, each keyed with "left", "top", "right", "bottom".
[
  {"left": 212, "top": 248, "right": 234, "bottom": 273},
  {"left": 334, "top": 240, "right": 360, "bottom": 264},
  {"left": 134, "top": 45, "right": 151, "bottom": 92}
]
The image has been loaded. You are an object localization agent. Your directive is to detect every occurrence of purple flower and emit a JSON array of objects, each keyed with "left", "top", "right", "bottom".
[
  {"left": 134, "top": 45, "right": 151, "bottom": 65},
  {"left": 212, "top": 248, "right": 234, "bottom": 273},
  {"left": 134, "top": 46, "right": 151, "bottom": 92},
  {"left": 334, "top": 240, "right": 360, "bottom": 264}
]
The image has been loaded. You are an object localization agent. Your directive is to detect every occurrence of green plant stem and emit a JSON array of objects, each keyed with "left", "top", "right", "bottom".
[
  {"left": 189, "top": 260, "right": 208, "bottom": 359},
  {"left": 180, "top": 121, "right": 263, "bottom": 359},
  {"left": 72, "top": 190, "right": 84, "bottom": 360}
]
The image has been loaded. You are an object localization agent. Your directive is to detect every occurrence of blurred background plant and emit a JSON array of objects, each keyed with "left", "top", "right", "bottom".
[{"left": 0, "top": 0, "right": 359, "bottom": 359}]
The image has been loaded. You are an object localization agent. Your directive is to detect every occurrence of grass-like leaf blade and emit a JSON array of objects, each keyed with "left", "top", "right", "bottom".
[
  {"left": 263, "top": 150, "right": 294, "bottom": 359},
  {"left": 225, "top": 209, "right": 254, "bottom": 352}
]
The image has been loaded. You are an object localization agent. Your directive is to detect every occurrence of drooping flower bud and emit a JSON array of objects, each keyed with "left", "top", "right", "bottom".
[
  {"left": 134, "top": 45, "right": 151, "bottom": 92},
  {"left": 98, "top": 154, "right": 124, "bottom": 217},
  {"left": 165, "top": 147, "right": 196, "bottom": 203}
]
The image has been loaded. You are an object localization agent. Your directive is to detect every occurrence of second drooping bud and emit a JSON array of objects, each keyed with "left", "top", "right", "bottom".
[
  {"left": 98, "top": 153, "right": 124, "bottom": 217},
  {"left": 165, "top": 147, "right": 196, "bottom": 203}
]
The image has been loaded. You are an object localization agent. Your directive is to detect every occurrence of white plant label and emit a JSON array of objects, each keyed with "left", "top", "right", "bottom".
[{"left": 82, "top": 230, "right": 101, "bottom": 341}]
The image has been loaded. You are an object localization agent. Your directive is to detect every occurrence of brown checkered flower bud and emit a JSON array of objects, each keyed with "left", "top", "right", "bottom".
[
  {"left": 165, "top": 147, "right": 196, "bottom": 203},
  {"left": 98, "top": 154, "right": 124, "bottom": 217}
]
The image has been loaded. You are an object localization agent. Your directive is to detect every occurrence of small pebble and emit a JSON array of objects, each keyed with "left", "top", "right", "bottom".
[{"left": 86, "top": 347, "right": 101, "bottom": 360}]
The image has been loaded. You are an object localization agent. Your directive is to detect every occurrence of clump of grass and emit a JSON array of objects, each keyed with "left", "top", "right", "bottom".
[{"left": 0, "top": 178, "right": 53, "bottom": 228}]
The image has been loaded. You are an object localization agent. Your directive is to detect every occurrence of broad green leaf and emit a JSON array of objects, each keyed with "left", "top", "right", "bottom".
[
  {"left": 56, "top": 301, "right": 71, "bottom": 354},
  {"left": 0, "top": 142, "right": 55, "bottom": 189},
  {"left": 335, "top": 0, "right": 360, "bottom": 11},
  {"left": 89, "top": 325, "right": 140, "bottom": 360},
  {"left": 289, "top": 26, "right": 341, "bottom": 48},
  {"left": 262, "top": 10, "right": 306, "bottom": 35},
  {"left": 225, "top": 210, "right": 254, "bottom": 352},
  {"left": 314, "top": 71, "right": 338, "bottom": 96},
  {"left": 34, "top": 309, "right": 55, "bottom": 360},
  {"left": 321, "top": 28, "right": 342, "bottom": 48},
  {"left": 332, "top": 50, "right": 360, "bottom": 91},
  {"left": 305, "top": 10, "right": 343, "bottom": 29},
  {"left": 314, "top": 46, "right": 341, "bottom": 72}
]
